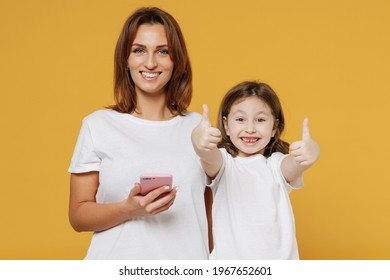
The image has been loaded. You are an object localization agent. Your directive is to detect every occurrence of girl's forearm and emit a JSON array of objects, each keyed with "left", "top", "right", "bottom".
[
  {"left": 281, "top": 154, "right": 309, "bottom": 183},
  {"left": 197, "top": 148, "right": 222, "bottom": 179}
]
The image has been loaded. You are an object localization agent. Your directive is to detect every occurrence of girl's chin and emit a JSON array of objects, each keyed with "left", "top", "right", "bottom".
[{"left": 237, "top": 148, "right": 263, "bottom": 157}]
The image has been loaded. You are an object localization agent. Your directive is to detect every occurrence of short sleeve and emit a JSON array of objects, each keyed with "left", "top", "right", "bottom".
[
  {"left": 268, "top": 152, "right": 304, "bottom": 193},
  {"left": 68, "top": 119, "right": 101, "bottom": 173},
  {"left": 206, "top": 149, "right": 227, "bottom": 194}
]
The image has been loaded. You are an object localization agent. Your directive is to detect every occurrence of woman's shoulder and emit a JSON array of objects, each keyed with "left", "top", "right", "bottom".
[
  {"left": 184, "top": 111, "right": 201, "bottom": 120},
  {"left": 82, "top": 109, "right": 117, "bottom": 123},
  {"left": 181, "top": 111, "right": 202, "bottom": 125}
]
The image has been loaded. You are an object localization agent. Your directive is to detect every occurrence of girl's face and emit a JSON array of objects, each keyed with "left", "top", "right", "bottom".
[
  {"left": 127, "top": 24, "right": 174, "bottom": 97},
  {"left": 224, "top": 96, "right": 276, "bottom": 157}
]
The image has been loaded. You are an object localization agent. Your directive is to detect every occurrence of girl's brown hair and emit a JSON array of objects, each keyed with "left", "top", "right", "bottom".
[
  {"left": 217, "top": 81, "right": 289, "bottom": 157},
  {"left": 109, "top": 7, "right": 192, "bottom": 115}
]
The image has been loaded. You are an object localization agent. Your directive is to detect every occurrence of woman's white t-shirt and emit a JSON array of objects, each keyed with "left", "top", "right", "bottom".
[
  {"left": 69, "top": 109, "right": 209, "bottom": 259},
  {"left": 209, "top": 148, "right": 303, "bottom": 260}
]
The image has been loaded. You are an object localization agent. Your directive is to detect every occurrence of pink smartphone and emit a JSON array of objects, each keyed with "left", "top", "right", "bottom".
[{"left": 139, "top": 174, "right": 173, "bottom": 195}]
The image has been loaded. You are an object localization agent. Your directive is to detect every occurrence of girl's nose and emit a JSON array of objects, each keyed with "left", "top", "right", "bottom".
[{"left": 246, "top": 123, "right": 256, "bottom": 133}]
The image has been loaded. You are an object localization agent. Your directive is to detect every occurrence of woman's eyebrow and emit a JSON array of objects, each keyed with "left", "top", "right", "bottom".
[{"left": 131, "top": 43, "right": 168, "bottom": 48}]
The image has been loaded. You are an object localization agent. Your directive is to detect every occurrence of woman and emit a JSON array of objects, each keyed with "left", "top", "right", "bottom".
[{"left": 68, "top": 7, "right": 209, "bottom": 259}]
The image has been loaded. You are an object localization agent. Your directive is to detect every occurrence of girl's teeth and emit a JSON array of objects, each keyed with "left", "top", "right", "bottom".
[{"left": 242, "top": 138, "right": 258, "bottom": 143}]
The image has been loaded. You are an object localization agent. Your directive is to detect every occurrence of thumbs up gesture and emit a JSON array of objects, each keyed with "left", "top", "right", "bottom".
[
  {"left": 191, "top": 104, "right": 221, "bottom": 153},
  {"left": 289, "top": 118, "right": 320, "bottom": 167}
]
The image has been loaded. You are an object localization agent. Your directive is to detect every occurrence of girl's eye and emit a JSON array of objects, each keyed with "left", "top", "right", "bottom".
[
  {"left": 257, "top": 118, "right": 266, "bottom": 123},
  {"left": 235, "top": 118, "right": 245, "bottom": 122}
]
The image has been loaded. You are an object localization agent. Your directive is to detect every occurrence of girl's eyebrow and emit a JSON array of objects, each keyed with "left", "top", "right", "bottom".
[
  {"left": 231, "top": 109, "right": 269, "bottom": 115},
  {"left": 256, "top": 111, "right": 270, "bottom": 115}
]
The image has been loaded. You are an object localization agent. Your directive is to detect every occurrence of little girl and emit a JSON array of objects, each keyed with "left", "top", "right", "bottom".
[{"left": 192, "top": 81, "right": 320, "bottom": 259}]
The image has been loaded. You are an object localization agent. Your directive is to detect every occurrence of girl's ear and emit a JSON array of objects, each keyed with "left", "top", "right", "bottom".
[
  {"left": 272, "top": 118, "right": 279, "bottom": 137},
  {"left": 223, "top": 116, "right": 230, "bottom": 136}
]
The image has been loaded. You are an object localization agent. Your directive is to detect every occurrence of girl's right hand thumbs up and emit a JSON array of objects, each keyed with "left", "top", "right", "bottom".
[
  {"left": 192, "top": 104, "right": 221, "bottom": 152},
  {"left": 201, "top": 104, "right": 212, "bottom": 127}
]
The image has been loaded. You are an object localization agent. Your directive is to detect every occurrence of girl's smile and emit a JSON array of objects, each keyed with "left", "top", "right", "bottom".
[
  {"left": 241, "top": 137, "right": 260, "bottom": 144},
  {"left": 224, "top": 96, "right": 276, "bottom": 157}
]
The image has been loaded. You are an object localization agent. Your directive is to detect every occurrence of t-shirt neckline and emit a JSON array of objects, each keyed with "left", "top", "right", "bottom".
[{"left": 110, "top": 109, "right": 184, "bottom": 126}]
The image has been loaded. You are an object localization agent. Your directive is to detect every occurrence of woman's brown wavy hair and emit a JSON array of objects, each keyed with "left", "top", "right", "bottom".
[
  {"left": 217, "top": 81, "right": 289, "bottom": 157},
  {"left": 109, "top": 7, "right": 192, "bottom": 115}
]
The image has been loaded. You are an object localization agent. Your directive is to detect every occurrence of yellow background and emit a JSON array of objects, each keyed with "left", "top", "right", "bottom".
[{"left": 1, "top": 0, "right": 389, "bottom": 259}]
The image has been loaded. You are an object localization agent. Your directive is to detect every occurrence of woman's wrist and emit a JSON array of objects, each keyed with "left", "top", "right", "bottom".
[{"left": 119, "top": 198, "right": 139, "bottom": 221}]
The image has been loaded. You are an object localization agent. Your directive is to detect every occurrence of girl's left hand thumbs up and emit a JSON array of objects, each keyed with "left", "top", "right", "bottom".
[{"left": 289, "top": 118, "right": 320, "bottom": 166}]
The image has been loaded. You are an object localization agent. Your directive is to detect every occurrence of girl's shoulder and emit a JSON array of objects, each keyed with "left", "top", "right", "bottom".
[
  {"left": 266, "top": 152, "right": 288, "bottom": 168},
  {"left": 268, "top": 151, "right": 286, "bottom": 161}
]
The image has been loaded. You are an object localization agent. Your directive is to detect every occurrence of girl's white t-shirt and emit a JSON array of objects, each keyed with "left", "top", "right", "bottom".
[
  {"left": 209, "top": 148, "right": 303, "bottom": 260},
  {"left": 69, "top": 109, "right": 209, "bottom": 259}
]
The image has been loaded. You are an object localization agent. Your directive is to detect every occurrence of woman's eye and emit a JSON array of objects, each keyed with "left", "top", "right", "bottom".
[
  {"left": 157, "top": 49, "right": 169, "bottom": 55},
  {"left": 132, "top": 48, "right": 144, "bottom": 54}
]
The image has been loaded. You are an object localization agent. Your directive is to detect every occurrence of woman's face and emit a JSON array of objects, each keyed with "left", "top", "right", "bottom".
[{"left": 128, "top": 24, "right": 174, "bottom": 97}]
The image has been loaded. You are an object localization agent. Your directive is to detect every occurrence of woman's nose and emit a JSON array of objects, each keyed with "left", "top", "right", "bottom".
[{"left": 145, "top": 54, "right": 157, "bottom": 69}]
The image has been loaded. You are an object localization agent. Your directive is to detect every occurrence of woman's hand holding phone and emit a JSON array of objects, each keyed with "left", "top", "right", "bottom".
[
  {"left": 139, "top": 174, "right": 173, "bottom": 195},
  {"left": 120, "top": 175, "right": 177, "bottom": 219}
]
